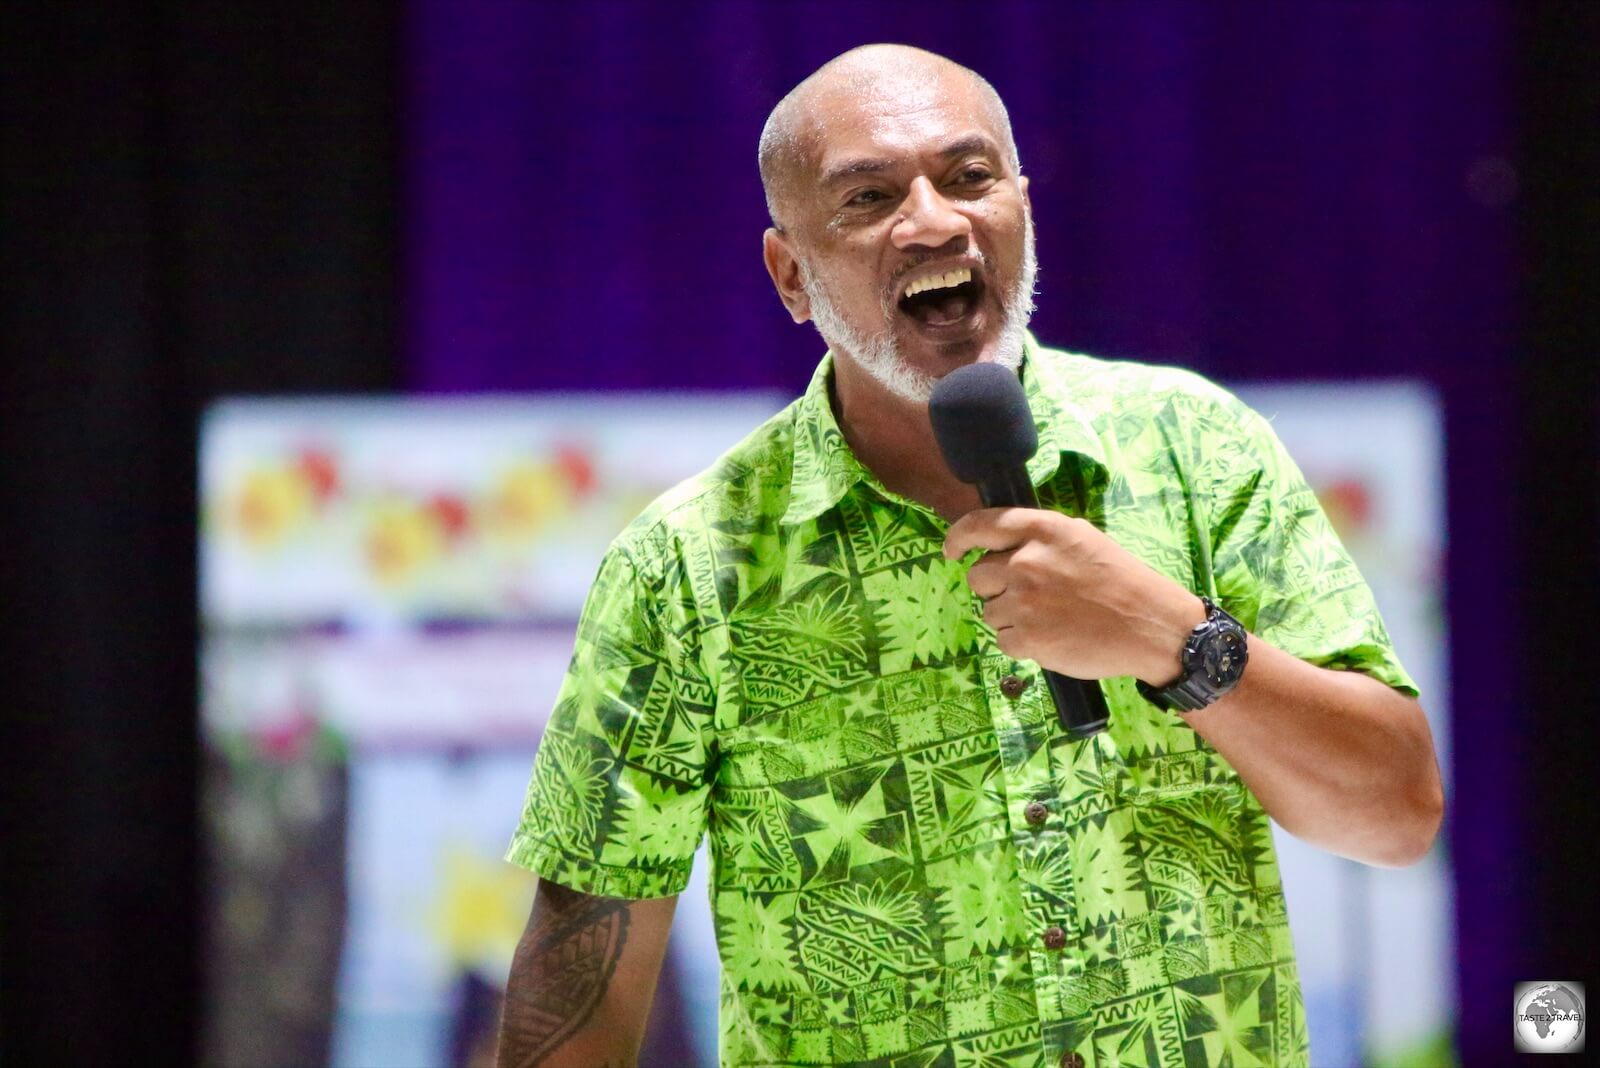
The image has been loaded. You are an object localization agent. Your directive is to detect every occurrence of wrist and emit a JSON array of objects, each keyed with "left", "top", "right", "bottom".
[{"left": 1137, "top": 589, "right": 1208, "bottom": 686}]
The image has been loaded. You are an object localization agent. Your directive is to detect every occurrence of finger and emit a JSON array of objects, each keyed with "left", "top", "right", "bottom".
[
  {"left": 965, "top": 551, "right": 1014, "bottom": 600},
  {"left": 992, "top": 624, "right": 1023, "bottom": 658},
  {"left": 943, "top": 507, "right": 1040, "bottom": 560},
  {"left": 981, "top": 593, "right": 1015, "bottom": 631}
]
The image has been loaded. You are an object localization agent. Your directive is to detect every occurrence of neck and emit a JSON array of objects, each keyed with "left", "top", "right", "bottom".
[{"left": 829, "top": 352, "right": 981, "bottom": 522}]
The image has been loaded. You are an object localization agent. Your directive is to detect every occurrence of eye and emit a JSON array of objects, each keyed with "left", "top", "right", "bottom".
[
  {"left": 846, "top": 188, "right": 890, "bottom": 207},
  {"left": 956, "top": 165, "right": 995, "bottom": 186}
]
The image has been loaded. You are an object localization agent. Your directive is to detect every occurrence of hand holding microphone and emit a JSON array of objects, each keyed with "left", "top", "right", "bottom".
[{"left": 929, "top": 362, "right": 1204, "bottom": 738}]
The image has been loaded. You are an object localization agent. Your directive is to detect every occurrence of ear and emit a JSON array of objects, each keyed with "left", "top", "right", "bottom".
[
  {"left": 1018, "top": 173, "right": 1030, "bottom": 210},
  {"left": 763, "top": 228, "right": 811, "bottom": 324}
]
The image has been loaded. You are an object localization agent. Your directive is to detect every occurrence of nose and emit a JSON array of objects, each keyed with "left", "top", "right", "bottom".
[{"left": 891, "top": 175, "right": 972, "bottom": 250}]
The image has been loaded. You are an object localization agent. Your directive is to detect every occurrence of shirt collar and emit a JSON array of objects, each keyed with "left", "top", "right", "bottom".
[
  {"left": 781, "top": 333, "right": 1108, "bottom": 527},
  {"left": 1018, "top": 332, "right": 1109, "bottom": 487},
  {"left": 781, "top": 352, "right": 869, "bottom": 527}
]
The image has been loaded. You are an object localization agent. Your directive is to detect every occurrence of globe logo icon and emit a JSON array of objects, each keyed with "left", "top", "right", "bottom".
[{"left": 1515, "top": 981, "right": 1586, "bottom": 1053}]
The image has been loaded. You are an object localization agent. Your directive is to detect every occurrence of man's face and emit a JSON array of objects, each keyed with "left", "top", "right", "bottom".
[{"left": 770, "top": 69, "right": 1035, "bottom": 401}]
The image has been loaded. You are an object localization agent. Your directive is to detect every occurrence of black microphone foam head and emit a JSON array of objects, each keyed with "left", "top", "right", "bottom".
[{"left": 927, "top": 362, "right": 1038, "bottom": 484}]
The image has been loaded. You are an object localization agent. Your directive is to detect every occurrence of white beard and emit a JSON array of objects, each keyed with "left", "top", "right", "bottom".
[{"left": 801, "top": 214, "right": 1038, "bottom": 403}]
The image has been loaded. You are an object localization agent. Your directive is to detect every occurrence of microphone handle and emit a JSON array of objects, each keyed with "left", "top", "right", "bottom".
[
  {"left": 975, "top": 470, "right": 1111, "bottom": 740},
  {"left": 1043, "top": 668, "right": 1111, "bottom": 740},
  {"left": 974, "top": 468, "right": 1038, "bottom": 512}
]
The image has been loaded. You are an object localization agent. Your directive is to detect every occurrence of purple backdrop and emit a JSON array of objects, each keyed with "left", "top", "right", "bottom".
[{"left": 404, "top": 1, "right": 1518, "bottom": 1059}]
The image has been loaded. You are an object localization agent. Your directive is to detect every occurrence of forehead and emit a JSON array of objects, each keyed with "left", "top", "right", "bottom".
[{"left": 797, "top": 68, "right": 1003, "bottom": 179}]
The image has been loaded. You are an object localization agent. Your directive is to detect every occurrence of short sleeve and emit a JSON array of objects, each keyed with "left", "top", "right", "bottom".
[
  {"left": 1204, "top": 400, "right": 1419, "bottom": 697},
  {"left": 505, "top": 542, "right": 715, "bottom": 898}
]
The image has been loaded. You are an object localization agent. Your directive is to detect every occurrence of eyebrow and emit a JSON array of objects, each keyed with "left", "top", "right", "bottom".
[{"left": 818, "top": 135, "right": 1002, "bottom": 187}]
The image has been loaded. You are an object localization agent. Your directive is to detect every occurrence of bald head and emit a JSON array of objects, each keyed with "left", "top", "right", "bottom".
[{"left": 758, "top": 45, "right": 1020, "bottom": 230}]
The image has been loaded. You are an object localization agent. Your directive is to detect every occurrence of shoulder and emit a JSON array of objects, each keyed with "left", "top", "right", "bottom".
[
  {"left": 1030, "top": 342, "right": 1281, "bottom": 466},
  {"left": 1033, "top": 342, "right": 1256, "bottom": 424},
  {"left": 605, "top": 399, "right": 801, "bottom": 577}
]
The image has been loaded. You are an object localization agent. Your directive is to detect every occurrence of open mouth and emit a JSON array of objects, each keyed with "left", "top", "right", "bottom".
[{"left": 896, "top": 267, "right": 986, "bottom": 330}]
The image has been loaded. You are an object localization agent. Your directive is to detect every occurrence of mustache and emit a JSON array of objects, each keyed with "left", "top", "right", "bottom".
[{"left": 798, "top": 215, "right": 1036, "bottom": 328}]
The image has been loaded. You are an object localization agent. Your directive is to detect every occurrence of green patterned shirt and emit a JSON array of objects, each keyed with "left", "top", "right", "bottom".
[{"left": 508, "top": 337, "right": 1415, "bottom": 1067}]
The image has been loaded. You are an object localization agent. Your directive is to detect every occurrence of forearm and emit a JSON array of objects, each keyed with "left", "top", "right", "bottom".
[
  {"left": 1173, "top": 635, "right": 1444, "bottom": 867},
  {"left": 497, "top": 882, "right": 675, "bottom": 1068}
]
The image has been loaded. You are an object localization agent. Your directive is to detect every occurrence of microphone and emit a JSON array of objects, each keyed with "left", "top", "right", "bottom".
[{"left": 928, "top": 362, "right": 1111, "bottom": 739}]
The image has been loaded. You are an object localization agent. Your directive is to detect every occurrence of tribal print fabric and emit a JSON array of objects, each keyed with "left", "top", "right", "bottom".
[{"left": 507, "top": 338, "right": 1415, "bottom": 1067}]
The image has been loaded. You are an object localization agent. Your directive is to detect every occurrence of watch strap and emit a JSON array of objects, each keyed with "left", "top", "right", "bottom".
[{"left": 1136, "top": 673, "right": 1213, "bottom": 712}]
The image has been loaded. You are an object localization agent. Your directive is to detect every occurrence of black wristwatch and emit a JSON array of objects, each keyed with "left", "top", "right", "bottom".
[{"left": 1136, "top": 596, "right": 1249, "bottom": 712}]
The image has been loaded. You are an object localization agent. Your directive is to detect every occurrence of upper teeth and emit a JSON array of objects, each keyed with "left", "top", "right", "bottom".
[{"left": 903, "top": 268, "right": 972, "bottom": 299}]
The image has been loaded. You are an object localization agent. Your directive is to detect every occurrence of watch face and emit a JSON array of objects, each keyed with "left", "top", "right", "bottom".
[{"left": 1199, "top": 628, "right": 1249, "bottom": 685}]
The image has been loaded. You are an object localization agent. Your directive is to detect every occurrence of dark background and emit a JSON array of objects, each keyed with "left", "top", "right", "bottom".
[{"left": 1, "top": 2, "right": 1593, "bottom": 1064}]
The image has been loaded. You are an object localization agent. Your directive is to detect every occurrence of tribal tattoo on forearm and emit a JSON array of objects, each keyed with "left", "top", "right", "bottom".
[{"left": 498, "top": 882, "right": 632, "bottom": 1067}]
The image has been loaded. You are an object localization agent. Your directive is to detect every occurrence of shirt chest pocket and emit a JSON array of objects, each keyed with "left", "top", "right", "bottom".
[
  {"left": 716, "top": 684, "right": 905, "bottom": 791},
  {"left": 714, "top": 658, "right": 1007, "bottom": 793}
]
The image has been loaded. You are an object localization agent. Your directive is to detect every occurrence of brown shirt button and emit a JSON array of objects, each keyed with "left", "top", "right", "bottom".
[
  {"left": 1000, "top": 674, "right": 1028, "bottom": 699},
  {"left": 1024, "top": 801, "right": 1049, "bottom": 826},
  {"left": 1060, "top": 1052, "right": 1085, "bottom": 1068},
  {"left": 1042, "top": 925, "right": 1066, "bottom": 951}
]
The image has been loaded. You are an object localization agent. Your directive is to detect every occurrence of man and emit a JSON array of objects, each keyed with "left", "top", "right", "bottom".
[{"left": 497, "top": 44, "right": 1443, "bottom": 1068}]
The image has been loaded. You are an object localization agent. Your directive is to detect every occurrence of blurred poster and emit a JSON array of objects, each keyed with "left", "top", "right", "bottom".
[
  {"left": 200, "top": 394, "right": 782, "bottom": 1068},
  {"left": 1235, "top": 383, "right": 1454, "bottom": 1068},
  {"left": 199, "top": 382, "right": 1451, "bottom": 1068}
]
